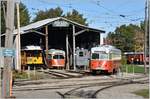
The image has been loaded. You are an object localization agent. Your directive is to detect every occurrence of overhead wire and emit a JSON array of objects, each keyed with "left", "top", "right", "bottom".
[
  {"left": 89, "top": 0, "right": 145, "bottom": 23},
  {"left": 22, "top": 0, "right": 145, "bottom": 32}
]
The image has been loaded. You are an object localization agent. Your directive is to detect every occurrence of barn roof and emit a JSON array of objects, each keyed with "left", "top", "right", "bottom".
[{"left": 1, "top": 17, "right": 105, "bottom": 36}]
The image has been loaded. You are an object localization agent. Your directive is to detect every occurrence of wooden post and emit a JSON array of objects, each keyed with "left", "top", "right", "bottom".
[
  {"left": 66, "top": 34, "right": 69, "bottom": 70},
  {"left": 73, "top": 25, "right": 76, "bottom": 71},
  {"left": 34, "top": 65, "right": 36, "bottom": 76},
  {"left": 126, "top": 65, "right": 128, "bottom": 75},
  {"left": 2, "top": 0, "right": 15, "bottom": 98},
  {"left": 99, "top": 32, "right": 101, "bottom": 45},
  {"left": 16, "top": 2, "right": 21, "bottom": 70},
  {"left": 27, "top": 66, "right": 30, "bottom": 79},
  {"left": 45, "top": 26, "right": 48, "bottom": 59},
  {"left": 148, "top": 0, "right": 150, "bottom": 69}
]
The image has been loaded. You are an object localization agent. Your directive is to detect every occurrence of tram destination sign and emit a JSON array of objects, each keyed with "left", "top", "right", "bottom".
[{"left": 2, "top": 48, "right": 15, "bottom": 57}]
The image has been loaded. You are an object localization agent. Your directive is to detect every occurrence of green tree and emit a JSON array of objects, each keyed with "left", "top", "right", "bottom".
[
  {"left": 1, "top": 1, "right": 7, "bottom": 33},
  {"left": 64, "top": 9, "right": 88, "bottom": 25},
  {"left": 32, "top": 7, "right": 63, "bottom": 22},
  {"left": 140, "top": 21, "right": 145, "bottom": 32},
  {"left": 32, "top": 7, "right": 88, "bottom": 26},
  {"left": 106, "top": 24, "right": 144, "bottom": 52},
  {"left": 1, "top": 2, "right": 30, "bottom": 33},
  {"left": 16, "top": 2, "right": 30, "bottom": 27}
]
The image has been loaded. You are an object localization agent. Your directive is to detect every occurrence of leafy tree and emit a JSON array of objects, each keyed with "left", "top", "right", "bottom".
[
  {"left": 1, "top": 1, "right": 7, "bottom": 33},
  {"left": 64, "top": 9, "right": 88, "bottom": 25},
  {"left": 32, "top": 7, "right": 88, "bottom": 26},
  {"left": 16, "top": 2, "right": 30, "bottom": 27},
  {"left": 32, "top": 7, "right": 63, "bottom": 22},
  {"left": 1, "top": 2, "right": 30, "bottom": 33},
  {"left": 140, "top": 21, "right": 145, "bottom": 32},
  {"left": 106, "top": 24, "right": 144, "bottom": 52}
]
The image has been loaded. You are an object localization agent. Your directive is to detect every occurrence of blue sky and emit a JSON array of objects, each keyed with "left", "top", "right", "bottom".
[{"left": 21, "top": 0, "right": 145, "bottom": 37}]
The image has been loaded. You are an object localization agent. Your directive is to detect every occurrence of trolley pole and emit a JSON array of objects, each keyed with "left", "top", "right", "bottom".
[{"left": 2, "top": 0, "right": 15, "bottom": 98}]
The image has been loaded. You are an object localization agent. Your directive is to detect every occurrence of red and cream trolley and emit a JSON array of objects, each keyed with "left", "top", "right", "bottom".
[
  {"left": 90, "top": 45, "right": 121, "bottom": 74},
  {"left": 46, "top": 49, "right": 65, "bottom": 68}
]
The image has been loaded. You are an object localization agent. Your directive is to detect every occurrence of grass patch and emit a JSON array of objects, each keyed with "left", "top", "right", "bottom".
[
  {"left": 133, "top": 89, "right": 149, "bottom": 98},
  {"left": 13, "top": 70, "right": 44, "bottom": 80},
  {"left": 121, "top": 64, "right": 149, "bottom": 73},
  {"left": 13, "top": 70, "right": 28, "bottom": 79}
]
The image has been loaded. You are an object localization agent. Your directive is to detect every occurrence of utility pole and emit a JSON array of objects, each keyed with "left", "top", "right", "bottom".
[
  {"left": 144, "top": 0, "right": 148, "bottom": 74},
  {"left": 148, "top": 0, "right": 150, "bottom": 68},
  {"left": 0, "top": 2, "right": 2, "bottom": 98},
  {"left": 16, "top": 1, "right": 21, "bottom": 70},
  {"left": 2, "top": 0, "right": 15, "bottom": 98}
]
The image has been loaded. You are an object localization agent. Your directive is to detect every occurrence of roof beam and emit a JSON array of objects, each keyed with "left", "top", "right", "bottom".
[
  {"left": 74, "top": 29, "right": 89, "bottom": 36},
  {"left": 30, "top": 30, "right": 46, "bottom": 36}
]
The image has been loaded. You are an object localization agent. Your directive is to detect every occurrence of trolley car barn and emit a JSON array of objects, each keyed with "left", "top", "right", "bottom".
[{"left": 1, "top": 17, "right": 105, "bottom": 70}]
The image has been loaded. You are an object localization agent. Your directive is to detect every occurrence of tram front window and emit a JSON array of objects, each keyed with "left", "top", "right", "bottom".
[
  {"left": 99, "top": 53, "right": 108, "bottom": 60},
  {"left": 53, "top": 55, "right": 64, "bottom": 59},
  {"left": 92, "top": 53, "right": 99, "bottom": 59}
]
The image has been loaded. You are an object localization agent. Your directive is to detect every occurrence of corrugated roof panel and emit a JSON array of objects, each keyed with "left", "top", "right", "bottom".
[
  {"left": 14, "top": 17, "right": 60, "bottom": 35},
  {"left": 12, "top": 17, "right": 105, "bottom": 35}
]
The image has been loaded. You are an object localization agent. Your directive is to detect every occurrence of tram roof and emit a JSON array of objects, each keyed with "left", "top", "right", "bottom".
[
  {"left": 124, "top": 52, "right": 144, "bottom": 55},
  {"left": 91, "top": 45, "right": 121, "bottom": 53},
  {"left": 47, "top": 49, "right": 65, "bottom": 55},
  {"left": 22, "top": 45, "right": 42, "bottom": 50},
  {"left": 1, "top": 17, "right": 105, "bottom": 36}
]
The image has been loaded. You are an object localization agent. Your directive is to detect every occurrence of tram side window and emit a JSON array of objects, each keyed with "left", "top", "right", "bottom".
[
  {"left": 92, "top": 53, "right": 99, "bottom": 59},
  {"left": 110, "top": 53, "right": 121, "bottom": 60},
  {"left": 26, "top": 51, "right": 32, "bottom": 57}
]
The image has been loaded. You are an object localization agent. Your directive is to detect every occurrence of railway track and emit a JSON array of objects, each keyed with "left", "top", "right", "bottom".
[
  {"left": 13, "top": 75, "right": 148, "bottom": 92},
  {"left": 38, "top": 69, "right": 84, "bottom": 79},
  {"left": 14, "top": 70, "right": 85, "bottom": 87},
  {"left": 56, "top": 76, "right": 149, "bottom": 98},
  {"left": 13, "top": 71, "right": 148, "bottom": 99},
  {"left": 47, "top": 70, "right": 84, "bottom": 78},
  {"left": 14, "top": 69, "right": 148, "bottom": 86}
]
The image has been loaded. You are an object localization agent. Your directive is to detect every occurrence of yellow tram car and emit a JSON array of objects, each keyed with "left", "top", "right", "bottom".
[{"left": 21, "top": 46, "right": 43, "bottom": 69}]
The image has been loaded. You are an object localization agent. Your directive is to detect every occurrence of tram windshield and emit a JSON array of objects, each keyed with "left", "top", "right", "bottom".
[
  {"left": 53, "top": 55, "right": 64, "bottom": 59},
  {"left": 92, "top": 53, "right": 99, "bottom": 59},
  {"left": 92, "top": 53, "right": 108, "bottom": 60},
  {"left": 99, "top": 53, "right": 108, "bottom": 59}
]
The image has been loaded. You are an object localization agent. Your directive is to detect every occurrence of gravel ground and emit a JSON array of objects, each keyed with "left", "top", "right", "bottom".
[
  {"left": 12, "top": 72, "right": 149, "bottom": 99},
  {"left": 13, "top": 90, "right": 62, "bottom": 99},
  {"left": 13, "top": 83, "right": 148, "bottom": 99}
]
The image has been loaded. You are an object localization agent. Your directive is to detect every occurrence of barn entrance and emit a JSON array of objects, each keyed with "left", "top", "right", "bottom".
[{"left": 2, "top": 17, "right": 105, "bottom": 70}]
